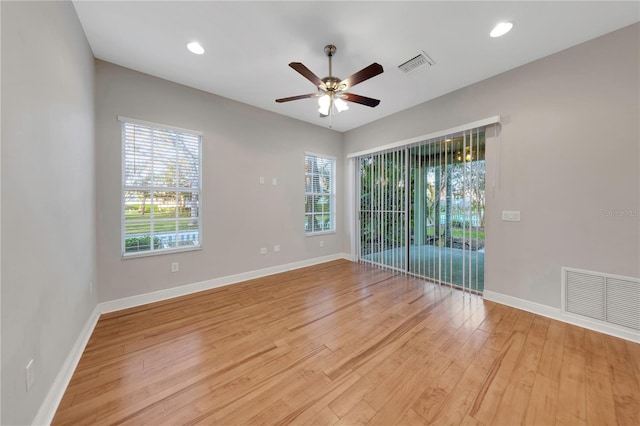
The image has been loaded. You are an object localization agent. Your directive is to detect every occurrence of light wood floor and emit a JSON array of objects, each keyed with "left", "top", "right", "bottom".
[{"left": 53, "top": 260, "right": 639, "bottom": 425}]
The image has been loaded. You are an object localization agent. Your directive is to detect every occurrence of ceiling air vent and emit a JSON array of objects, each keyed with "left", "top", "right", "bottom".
[{"left": 398, "top": 51, "right": 435, "bottom": 74}]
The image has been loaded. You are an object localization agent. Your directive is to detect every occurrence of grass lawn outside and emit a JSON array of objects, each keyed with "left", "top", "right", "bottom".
[
  {"left": 125, "top": 210, "right": 198, "bottom": 233},
  {"left": 425, "top": 227, "right": 485, "bottom": 240}
]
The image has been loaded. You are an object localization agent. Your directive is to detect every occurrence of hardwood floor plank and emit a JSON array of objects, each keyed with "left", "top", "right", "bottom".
[
  {"left": 624, "top": 339, "right": 640, "bottom": 378},
  {"left": 51, "top": 260, "right": 637, "bottom": 426},
  {"left": 586, "top": 370, "right": 619, "bottom": 426},
  {"left": 198, "top": 348, "right": 333, "bottom": 425},
  {"left": 556, "top": 376, "right": 587, "bottom": 426},
  {"left": 523, "top": 374, "right": 559, "bottom": 426},
  {"left": 279, "top": 372, "right": 361, "bottom": 425},
  {"left": 411, "top": 330, "right": 488, "bottom": 421},
  {"left": 365, "top": 346, "right": 446, "bottom": 425},
  {"left": 327, "top": 336, "right": 421, "bottom": 418},
  {"left": 305, "top": 406, "right": 340, "bottom": 425},
  {"left": 335, "top": 400, "right": 377, "bottom": 425},
  {"left": 468, "top": 329, "right": 528, "bottom": 424},
  {"left": 537, "top": 319, "right": 566, "bottom": 382},
  {"left": 556, "top": 327, "right": 588, "bottom": 426},
  {"left": 563, "top": 324, "right": 587, "bottom": 384},
  {"left": 395, "top": 408, "right": 428, "bottom": 426},
  {"left": 490, "top": 316, "right": 547, "bottom": 425},
  {"left": 608, "top": 365, "right": 640, "bottom": 426},
  {"left": 425, "top": 356, "right": 489, "bottom": 425}
]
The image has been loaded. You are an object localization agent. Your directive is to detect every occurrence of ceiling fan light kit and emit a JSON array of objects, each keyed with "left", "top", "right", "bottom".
[{"left": 276, "top": 44, "right": 383, "bottom": 119}]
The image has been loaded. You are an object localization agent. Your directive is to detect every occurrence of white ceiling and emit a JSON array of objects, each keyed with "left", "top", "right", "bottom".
[{"left": 72, "top": 1, "right": 639, "bottom": 132}]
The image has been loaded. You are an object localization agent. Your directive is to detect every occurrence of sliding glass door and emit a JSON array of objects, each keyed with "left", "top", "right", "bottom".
[{"left": 357, "top": 129, "right": 486, "bottom": 293}]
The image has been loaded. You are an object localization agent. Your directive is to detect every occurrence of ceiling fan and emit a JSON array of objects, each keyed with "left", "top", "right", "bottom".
[{"left": 275, "top": 45, "right": 384, "bottom": 117}]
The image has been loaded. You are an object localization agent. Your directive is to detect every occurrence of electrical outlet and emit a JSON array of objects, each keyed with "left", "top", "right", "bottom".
[
  {"left": 260, "top": 247, "right": 267, "bottom": 255},
  {"left": 259, "top": 176, "right": 265, "bottom": 184},
  {"left": 171, "top": 262, "right": 179, "bottom": 272},
  {"left": 319, "top": 240, "right": 324, "bottom": 247},
  {"left": 273, "top": 244, "right": 280, "bottom": 252},
  {"left": 25, "top": 359, "right": 35, "bottom": 392},
  {"left": 272, "top": 177, "right": 277, "bottom": 186}
]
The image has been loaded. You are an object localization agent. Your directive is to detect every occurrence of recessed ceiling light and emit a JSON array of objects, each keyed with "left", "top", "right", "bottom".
[
  {"left": 187, "top": 41, "right": 205, "bottom": 55},
  {"left": 490, "top": 22, "right": 513, "bottom": 38}
]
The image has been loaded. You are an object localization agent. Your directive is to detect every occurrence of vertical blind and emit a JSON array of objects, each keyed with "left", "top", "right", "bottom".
[
  {"left": 121, "top": 118, "right": 202, "bottom": 255},
  {"left": 357, "top": 126, "right": 486, "bottom": 293}
]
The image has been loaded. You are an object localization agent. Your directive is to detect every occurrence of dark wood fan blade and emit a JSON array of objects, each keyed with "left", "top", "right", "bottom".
[
  {"left": 275, "top": 93, "right": 317, "bottom": 103},
  {"left": 289, "top": 62, "right": 324, "bottom": 87},
  {"left": 342, "top": 93, "right": 381, "bottom": 107},
  {"left": 340, "top": 63, "right": 383, "bottom": 89}
]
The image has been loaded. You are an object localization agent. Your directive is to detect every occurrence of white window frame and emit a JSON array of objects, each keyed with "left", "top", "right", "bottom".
[
  {"left": 305, "top": 152, "right": 336, "bottom": 236},
  {"left": 119, "top": 116, "right": 203, "bottom": 258}
]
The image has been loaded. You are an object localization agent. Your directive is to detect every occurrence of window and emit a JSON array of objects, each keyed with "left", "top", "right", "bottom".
[
  {"left": 120, "top": 117, "right": 202, "bottom": 257},
  {"left": 305, "top": 153, "right": 335, "bottom": 234}
]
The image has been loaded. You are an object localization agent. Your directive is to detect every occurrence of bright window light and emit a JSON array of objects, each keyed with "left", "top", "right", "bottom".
[
  {"left": 490, "top": 22, "right": 513, "bottom": 38},
  {"left": 187, "top": 41, "right": 205, "bottom": 55}
]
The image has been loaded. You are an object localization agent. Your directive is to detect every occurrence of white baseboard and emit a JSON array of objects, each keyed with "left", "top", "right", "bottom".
[
  {"left": 32, "top": 305, "right": 101, "bottom": 426},
  {"left": 100, "top": 253, "right": 353, "bottom": 314},
  {"left": 340, "top": 252, "right": 355, "bottom": 262},
  {"left": 483, "top": 290, "right": 640, "bottom": 343}
]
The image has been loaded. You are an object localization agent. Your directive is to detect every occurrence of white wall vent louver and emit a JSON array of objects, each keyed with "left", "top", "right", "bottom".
[
  {"left": 562, "top": 267, "right": 640, "bottom": 332},
  {"left": 398, "top": 51, "right": 435, "bottom": 73}
]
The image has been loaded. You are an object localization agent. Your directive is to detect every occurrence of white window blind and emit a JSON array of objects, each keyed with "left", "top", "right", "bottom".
[
  {"left": 305, "top": 153, "right": 336, "bottom": 234},
  {"left": 121, "top": 118, "right": 202, "bottom": 257}
]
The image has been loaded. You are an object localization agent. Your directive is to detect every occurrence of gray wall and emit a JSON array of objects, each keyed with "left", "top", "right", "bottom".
[
  {"left": 95, "top": 61, "right": 343, "bottom": 302},
  {"left": 1, "top": 2, "right": 97, "bottom": 425},
  {"left": 344, "top": 23, "right": 640, "bottom": 308}
]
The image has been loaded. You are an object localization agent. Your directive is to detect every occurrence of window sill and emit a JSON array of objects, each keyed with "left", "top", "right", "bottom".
[
  {"left": 122, "top": 245, "right": 202, "bottom": 260},
  {"left": 305, "top": 230, "right": 336, "bottom": 237}
]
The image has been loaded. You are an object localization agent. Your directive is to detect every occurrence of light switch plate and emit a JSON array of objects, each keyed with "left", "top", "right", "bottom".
[{"left": 502, "top": 210, "right": 521, "bottom": 222}]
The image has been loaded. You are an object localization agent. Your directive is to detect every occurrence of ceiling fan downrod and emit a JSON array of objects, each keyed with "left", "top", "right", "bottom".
[
  {"left": 324, "top": 44, "right": 336, "bottom": 78},
  {"left": 322, "top": 45, "right": 341, "bottom": 93}
]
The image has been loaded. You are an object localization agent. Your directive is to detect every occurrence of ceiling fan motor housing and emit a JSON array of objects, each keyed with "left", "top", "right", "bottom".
[{"left": 321, "top": 77, "right": 344, "bottom": 93}]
